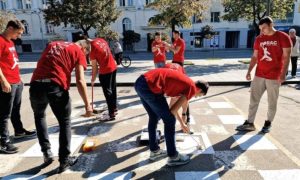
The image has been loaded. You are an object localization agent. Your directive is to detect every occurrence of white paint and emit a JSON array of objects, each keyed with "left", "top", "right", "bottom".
[
  {"left": 2, "top": 175, "right": 46, "bottom": 180},
  {"left": 201, "top": 132, "right": 215, "bottom": 154},
  {"left": 175, "top": 133, "right": 203, "bottom": 155},
  {"left": 213, "top": 150, "right": 256, "bottom": 170},
  {"left": 0, "top": 155, "right": 22, "bottom": 174},
  {"left": 233, "top": 135, "right": 277, "bottom": 150},
  {"left": 201, "top": 124, "right": 229, "bottom": 135},
  {"left": 22, "top": 135, "right": 86, "bottom": 157},
  {"left": 208, "top": 102, "right": 233, "bottom": 109},
  {"left": 88, "top": 172, "right": 132, "bottom": 180},
  {"left": 258, "top": 169, "right": 300, "bottom": 180},
  {"left": 189, "top": 115, "right": 196, "bottom": 125},
  {"left": 175, "top": 171, "right": 220, "bottom": 180},
  {"left": 127, "top": 104, "right": 143, "bottom": 109},
  {"left": 218, "top": 115, "right": 245, "bottom": 124}
]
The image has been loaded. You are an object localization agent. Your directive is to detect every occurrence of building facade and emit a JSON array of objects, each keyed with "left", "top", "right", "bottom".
[{"left": 1, "top": 0, "right": 299, "bottom": 52}]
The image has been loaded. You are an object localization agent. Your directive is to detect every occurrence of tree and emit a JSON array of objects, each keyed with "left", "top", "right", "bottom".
[
  {"left": 0, "top": 11, "right": 15, "bottom": 32},
  {"left": 200, "top": 25, "right": 216, "bottom": 39},
  {"left": 44, "top": 0, "right": 120, "bottom": 36},
  {"left": 147, "top": 0, "right": 211, "bottom": 32},
  {"left": 222, "top": 0, "right": 294, "bottom": 35},
  {"left": 96, "top": 26, "right": 119, "bottom": 42},
  {"left": 122, "top": 30, "right": 141, "bottom": 51}
]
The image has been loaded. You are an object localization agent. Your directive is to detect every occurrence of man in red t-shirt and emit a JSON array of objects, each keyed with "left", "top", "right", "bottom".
[
  {"left": 30, "top": 40, "right": 93, "bottom": 173},
  {"left": 0, "top": 20, "right": 36, "bottom": 154},
  {"left": 165, "top": 30, "right": 186, "bottom": 66},
  {"left": 236, "top": 16, "right": 292, "bottom": 133},
  {"left": 90, "top": 38, "right": 118, "bottom": 121},
  {"left": 135, "top": 68, "right": 209, "bottom": 166},
  {"left": 152, "top": 32, "right": 168, "bottom": 68}
]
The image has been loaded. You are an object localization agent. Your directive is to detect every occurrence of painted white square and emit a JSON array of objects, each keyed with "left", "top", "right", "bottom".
[
  {"left": 233, "top": 135, "right": 277, "bottom": 150},
  {"left": 2, "top": 175, "right": 46, "bottom": 180},
  {"left": 22, "top": 135, "right": 86, "bottom": 157},
  {"left": 201, "top": 125, "right": 229, "bottom": 135},
  {"left": 258, "top": 169, "right": 300, "bottom": 180},
  {"left": 175, "top": 171, "right": 220, "bottom": 180},
  {"left": 88, "top": 172, "right": 132, "bottom": 180},
  {"left": 208, "top": 102, "right": 233, "bottom": 109},
  {"left": 218, "top": 115, "right": 245, "bottom": 124}
]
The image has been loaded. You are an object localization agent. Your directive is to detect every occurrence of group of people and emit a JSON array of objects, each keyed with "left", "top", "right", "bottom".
[{"left": 0, "top": 16, "right": 296, "bottom": 171}]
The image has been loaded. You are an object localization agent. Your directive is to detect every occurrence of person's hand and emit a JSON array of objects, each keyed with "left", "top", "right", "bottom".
[
  {"left": 181, "top": 123, "right": 190, "bottom": 133},
  {"left": 246, "top": 73, "right": 251, "bottom": 81},
  {"left": 1, "top": 80, "right": 11, "bottom": 93},
  {"left": 82, "top": 105, "right": 94, "bottom": 117}
]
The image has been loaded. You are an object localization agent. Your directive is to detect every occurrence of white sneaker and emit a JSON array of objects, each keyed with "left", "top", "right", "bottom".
[
  {"left": 149, "top": 149, "right": 167, "bottom": 161},
  {"left": 167, "top": 153, "right": 190, "bottom": 166}
]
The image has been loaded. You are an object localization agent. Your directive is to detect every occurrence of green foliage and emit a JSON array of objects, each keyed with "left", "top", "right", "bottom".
[
  {"left": 44, "top": 0, "right": 121, "bottom": 36},
  {"left": 147, "top": 0, "right": 210, "bottom": 31},
  {"left": 148, "top": 31, "right": 171, "bottom": 43},
  {"left": 122, "top": 30, "right": 141, "bottom": 45},
  {"left": 201, "top": 25, "right": 216, "bottom": 39},
  {"left": 96, "top": 26, "right": 119, "bottom": 42},
  {"left": 222, "top": 0, "right": 294, "bottom": 34},
  {"left": 0, "top": 11, "right": 15, "bottom": 32}
]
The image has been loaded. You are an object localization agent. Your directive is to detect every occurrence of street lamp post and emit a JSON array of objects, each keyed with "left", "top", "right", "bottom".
[
  {"left": 266, "top": 0, "right": 271, "bottom": 16},
  {"left": 32, "top": 9, "right": 45, "bottom": 49}
]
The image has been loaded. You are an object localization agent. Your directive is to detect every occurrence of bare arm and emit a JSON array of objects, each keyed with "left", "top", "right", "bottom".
[
  {"left": 75, "top": 64, "right": 92, "bottom": 115},
  {"left": 91, "top": 59, "right": 98, "bottom": 85},
  {"left": 246, "top": 50, "right": 258, "bottom": 81},
  {"left": 279, "top": 47, "right": 292, "bottom": 84},
  {"left": 0, "top": 67, "right": 11, "bottom": 93}
]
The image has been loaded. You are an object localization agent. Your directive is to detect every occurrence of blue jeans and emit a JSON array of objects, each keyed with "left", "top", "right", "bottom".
[
  {"left": 0, "top": 82, "right": 24, "bottom": 144},
  {"left": 154, "top": 62, "right": 166, "bottom": 68},
  {"left": 135, "top": 76, "right": 177, "bottom": 157},
  {"left": 30, "top": 81, "right": 71, "bottom": 163}
]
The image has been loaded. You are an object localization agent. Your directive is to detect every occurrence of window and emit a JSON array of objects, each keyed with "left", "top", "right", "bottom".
[
  {"left": 211, "top": 12, "right": 220, "bottom": 22},
  {"left": 122, "top": 18, "right": 132, "bottom": 32},
  {"left": 46, "top": 23, "right": 55, "bottom": 34},
  {"left": 21, "top": 20, "right": 29, "bottom": 34},
  {"left": 120, "top": 0, "right": 125, "bottom": 6},
  {"left": 192, "top": 15, "right": 202, "bottom": 24},
  {"left": 128, "top": 0, "right": 133, "bottom": 6},
  {"left": 17, "top": 0, "right": 23, "bottom": 9},
  {"left": 0, "top": 0, "right": 6, "bottom": 10},
  {"left": 25, "top": 0, "right": 31, "bottom": 9}
]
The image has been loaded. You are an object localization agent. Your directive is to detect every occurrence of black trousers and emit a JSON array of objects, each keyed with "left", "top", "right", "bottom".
[
  {"left": 0, "top": 82, "right": 24, "bottom": 144},
  {"left": 291, "top": 56, "right": 298, "bottom": 76},
  {"left": 30, "top": 81, "right": 71, "bottom": 163},
  {"left": 99, "top": 70, "right": 117, "bottom": 117}
]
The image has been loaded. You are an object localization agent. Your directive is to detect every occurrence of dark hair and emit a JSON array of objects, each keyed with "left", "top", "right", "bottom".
[
  {"left": 6, "top": 20, "right": 25, "bottom": 30},
  {"left": 195, "top": 80, "right": 209, "bottom": 95},
  {"left": 155, "top": 32, "right": 161, "bottom": 36},
  {"left": 259, "top": 16, "right": 273, "bottom": 26},
  {"left": 173, "top": 30, "right": 180, "bottom": 34}
]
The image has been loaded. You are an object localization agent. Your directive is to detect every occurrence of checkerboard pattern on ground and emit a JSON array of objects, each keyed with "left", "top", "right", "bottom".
[{"left": 1, "top": 88, "right": 299, "bottom": 180}]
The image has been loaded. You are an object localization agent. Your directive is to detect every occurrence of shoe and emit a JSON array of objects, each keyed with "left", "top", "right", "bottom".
[
  {"left": 291, "top": 76, "right": 296, "bottom": 79},
  {"left": 0, "top": 142, "right": 18, "bottom": 154},
  {"left": 236, "top": 121, "right": 256, "bottom": 131},
  {"left": 149, "top": 149, "right": 167, "bottom": 161},
  {"left": 14, "top": 129, "right": 36, "bottom": 139},
  {"left": 57, "top": 156, "right": 78, "bottom": 173},
  {"left": 98, "top": 114, "right": 115, "bottom": 122},
  {"left": 261, "top": 120, "right": 272, "bottom": 133},
  {"left": 43, "top": 149, "right": 54, "bottom": 164},
  {"left": 167, "top": 153, "right": 190, "bottom": 166}
]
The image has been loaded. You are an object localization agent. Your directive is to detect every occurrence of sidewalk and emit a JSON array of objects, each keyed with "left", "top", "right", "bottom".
[{"left": 20, "top": 59, "right": 300, "bottom": 86}]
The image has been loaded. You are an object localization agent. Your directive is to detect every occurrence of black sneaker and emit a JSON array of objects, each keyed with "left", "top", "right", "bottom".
[
  {"left": 14, "top": 129, "right": 37, "bottom": 139},
  {"left": 261, "top": 121, "right": 272, "bottom": 133},
  {"left": 0, "top": 142, "right": 18, "bottom": 154},
  {"left": 43, "top": 149, "right": 54, "bottom": 165},
  {"left": 236, "top": 121, "right": 256, "bottom": 131},
  {"left": 57, "top": 156, "right": 78, "bottom": 173}
]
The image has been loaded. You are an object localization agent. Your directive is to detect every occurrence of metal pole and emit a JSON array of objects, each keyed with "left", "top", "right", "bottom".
[
  {"left": 35, "top": 10, "right": 45, "bottom": 48},
  {"left": 266, "top": 0, "right": 271, "bottom": 16}
]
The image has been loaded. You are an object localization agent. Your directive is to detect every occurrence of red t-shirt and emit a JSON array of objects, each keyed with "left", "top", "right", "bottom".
[
  {"left": 254, "top": 31, "right": 292, "bottom": 79},
  {"left": 152, "top": 41, "right": 166, "bottom": 63},
  {"left": 31, "top": 41, "right": 87, "bottom": 90},
  {"left": 90, "top": 38, "right": 117, "bottom": 74},
  {"left": 0, "top": 35, "right": 21, "bottom": 84},
  {"left": 172, "top": 38, "right": 185, "bottom": 63},
  {"left": 144, "top": 68, "right": 197, "bottom": 100},
  {"left": 164, "top": 63, "right": 185, "bottom": 74}
]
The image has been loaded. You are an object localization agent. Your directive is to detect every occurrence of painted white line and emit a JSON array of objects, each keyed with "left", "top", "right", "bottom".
[
  {"left": 233, "top": 135, "right": 277, "bottom": 150},
  {"left": 258, "top": 169, "right": 300, "bottom": 180},
  {"left": 201, "top": 132, "right": 215, "bottom": 154},
  {"left": 218, "top": 115, "right": 245, "bottom": 125},
  {"left": 201, "top": 125, "right": 229, "bottom": 135},
  {"left": 88, "top": 172, "right": 132, "bottom": 180},
  {"left": 189, "top": 115, "right": 196, "bottom": 125},
  {"left": 127, "top": 104, "right": 143, "bottom": 109},
  {"left": 22, "top": 135, "right": 86, "bottom": 157},
  {"left": 175, "top": 171, "right": 220, "bottom": 180},
  {"left": 2, "top": 175, "right": 46, "bottom": 180},
  {"left": 208, "top": 102, "right": 233, "bottom": 109}
]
